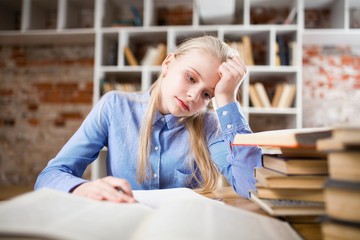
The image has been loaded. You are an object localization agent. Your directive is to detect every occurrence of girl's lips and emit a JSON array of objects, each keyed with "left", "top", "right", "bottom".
[{"left": 176, "top": 97, "right": 190, "bottom": 111}]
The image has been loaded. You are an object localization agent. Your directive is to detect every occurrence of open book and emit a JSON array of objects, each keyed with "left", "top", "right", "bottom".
[{"left": 0, "top": 188, "right": 301, "bottom": 240}]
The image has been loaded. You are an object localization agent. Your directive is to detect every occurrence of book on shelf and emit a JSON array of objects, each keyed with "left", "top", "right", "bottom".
[
  {"left": 255, "top": 167, "right": 327, "bottom": 189},
  {"left": 140, "top": 45, "right": 159, "bottom": 66},
  {"left": 102, "top": 82, "right": 141, "bottom": 94},
  {"left": 277, "top": 83, "right": 296, "bottom": 108},
  {"left": 242, "top": 35, "right": 254, "bottom": 66},
  {"left": 228, "top": 37, "right": 254, "bottom": 65},
  {"left": 124, "top": 46, "right": 139, "bottom": 66},
  {"left": 275, "top": 42, "right": 281, "bottom": 66},
  {"left": 271, "top": 83, "right": 285, "bottom": 107},
  {"left": 256, "top": 185, "right": 325, "bottom": 202},
  {"left": 233, "top": 127, "right": 332, "bottom": 148},
  {"left": 130, "top": 3, "right": 142, "bottom": 26},
  {"left": 262, "top": 154, "right": 328, "bottom": 175},
  {"left": 249, "top": 191, "right": 325, "bottom": 216},
  {"left": 249, "top": 84, "right": 263, "bottom": 108},
  {"left": 228, "top": 41, "right": 245, "bottom": 63},
  {"left": 0, "top": 188, "right": 302, "bottom": 240},
  {"left": 140, "top": 43, "right": 167, "bottom": 66},
  {"left": 276, "top": 35, "right": 289, "bottom": 66},
  {"left": 283, "top": 7, "right": 297, "bottom": 25},
  {"left": 254, "top": 82, "right": 271, "bottom": 108},
  {"left": 324, "top": 179, "right": 360, "bottom": 223},
  {"left": 288, "top": 41, "right": 297, "bottom": 66}
]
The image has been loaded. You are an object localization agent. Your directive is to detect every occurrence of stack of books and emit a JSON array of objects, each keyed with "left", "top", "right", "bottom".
[
  {"left": 316, "top": 126, "right": 360, "bottom": 240},
  {"left": 233, "top": 127, "right": 333, "bottom": 239}
]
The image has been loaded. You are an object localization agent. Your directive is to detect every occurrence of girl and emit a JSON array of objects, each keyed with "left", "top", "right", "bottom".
[{"left": 35, "top": 36, "right": 262, "bottom": 203}]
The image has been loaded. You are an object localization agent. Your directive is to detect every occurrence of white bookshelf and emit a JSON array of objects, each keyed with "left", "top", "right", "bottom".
[
  {"left": 302, "top": 0, "right": 360, "bottom": 45},
  {"left": 93, "top": 0, "right": 304, "bottom": 133},
  {"left": 0, "top": 0, "right": 359, "bottom": 178}
]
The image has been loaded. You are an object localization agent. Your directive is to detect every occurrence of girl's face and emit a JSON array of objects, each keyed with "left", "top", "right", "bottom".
[{"left": 158, "top": 50, "right": 221, "bottom": 117}]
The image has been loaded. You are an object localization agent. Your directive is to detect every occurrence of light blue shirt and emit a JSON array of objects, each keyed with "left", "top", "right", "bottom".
[{"left": 35, "top": 91, "right": 262, "bottom": 198}]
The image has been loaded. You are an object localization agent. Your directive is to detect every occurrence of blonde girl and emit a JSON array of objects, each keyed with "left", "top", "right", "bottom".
[{"left": 35, "top": 36, "right": 262, "bottom": 202}]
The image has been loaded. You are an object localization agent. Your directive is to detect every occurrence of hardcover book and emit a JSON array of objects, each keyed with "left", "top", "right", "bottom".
[
  {"left": 255, "top": 167, "right": 327, "bottom": 189},
  {"left": 262, "top": 154, "right": 328, "bottom": 175},
  {"left": 249, "top": 191, "right": 325, "bottom": 216}
]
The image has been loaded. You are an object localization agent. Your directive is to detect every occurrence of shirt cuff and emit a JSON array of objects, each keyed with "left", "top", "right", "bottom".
[{"left": 216, "top": 102, "right": 248, "bottom": 133}]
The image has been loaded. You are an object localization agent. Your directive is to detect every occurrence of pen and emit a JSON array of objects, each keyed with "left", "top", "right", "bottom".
[
  {"left": 116, "top": 186, "right": 124, "bottom": 193},
  {"left": 115, "top": 186, "right": 138, "bottom": 202}
]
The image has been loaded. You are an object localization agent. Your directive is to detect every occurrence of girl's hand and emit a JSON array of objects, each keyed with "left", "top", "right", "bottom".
[
  {"left": 72, "top": 176, "right": 137, "bottom": 203},
  {"left": 215, "top": 56, "right": 247, "bottom": 108}
]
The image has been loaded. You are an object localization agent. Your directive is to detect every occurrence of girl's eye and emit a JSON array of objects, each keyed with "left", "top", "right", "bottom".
[
  {"left": 186, "top": 73, "right": 196, "bottom": 82},
  {"left": 202, "top": 92, "right": 212, "bottom": 100}
]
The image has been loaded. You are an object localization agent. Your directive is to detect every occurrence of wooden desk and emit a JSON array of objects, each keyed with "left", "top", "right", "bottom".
[
  {"left": 201, "top": 187, "right": 322, "bottom": 240},
  {"left": 200, "top": 186, "right": 268, "bottom": 216},
  {"left": 0, "top": 185, "right": 33, "bottom": 201}
]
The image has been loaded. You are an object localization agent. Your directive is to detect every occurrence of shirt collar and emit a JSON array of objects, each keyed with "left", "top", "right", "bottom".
[
  {"left": 141, "top": 89, "right": 181, "bottom": 129},
  {"left": 152, "top": 109, "right": 182, "bottom": 129}
]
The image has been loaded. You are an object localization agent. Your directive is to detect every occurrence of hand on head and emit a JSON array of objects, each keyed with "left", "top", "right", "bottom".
[
  {"left": 215, "top": 56, "right": 247, "bottom": 108},
  {"left": 71, "top": 176, "right": 137, "bottom": 203}
]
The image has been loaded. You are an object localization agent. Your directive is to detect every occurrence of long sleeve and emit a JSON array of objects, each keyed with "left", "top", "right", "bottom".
[
  {"left": 34, "top": 93, "right": 113, "bottom": 192},
  {"left": 207, "top": 102, "right": 262, "bottom": 198}
]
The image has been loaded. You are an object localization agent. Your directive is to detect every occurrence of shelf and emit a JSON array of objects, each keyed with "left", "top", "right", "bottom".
[
  {"left": 0, "top": 29, "right": 95, "bottom": 45},
  {"left": 2, "top": 0, "right": 358, "bottom": 133},
  {"left": 302, "top": 29, "right": 360, "bottom": 45}
]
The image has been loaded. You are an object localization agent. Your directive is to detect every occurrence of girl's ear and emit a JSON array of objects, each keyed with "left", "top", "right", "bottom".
[{"left": 161, "top": 53, "right": 175, "bottom": 76}]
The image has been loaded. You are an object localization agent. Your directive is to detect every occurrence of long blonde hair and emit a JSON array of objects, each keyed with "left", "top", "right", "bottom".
[{"left": 136, "top": 36, "right": 238, "bottom": 192}]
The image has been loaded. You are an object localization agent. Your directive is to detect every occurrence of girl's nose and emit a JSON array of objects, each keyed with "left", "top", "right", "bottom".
[{"left": 187, "top": 89, "right": 200, "bottom": 102}]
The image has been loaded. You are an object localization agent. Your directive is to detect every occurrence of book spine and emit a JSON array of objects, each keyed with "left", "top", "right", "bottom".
[{"left": 124, "top": 46, "right": 139, "bottom": 66}]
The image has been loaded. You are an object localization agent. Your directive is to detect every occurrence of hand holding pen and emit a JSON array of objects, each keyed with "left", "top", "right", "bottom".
[{"left": 72, "top": 176, "right": 137, "bottom": 203}]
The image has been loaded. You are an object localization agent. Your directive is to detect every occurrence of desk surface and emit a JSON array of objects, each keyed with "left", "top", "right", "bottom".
[{"left": 200, "top": 186, "right": 268, "bottom": 216}]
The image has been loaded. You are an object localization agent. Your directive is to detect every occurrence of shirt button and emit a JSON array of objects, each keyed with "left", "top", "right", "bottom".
[
  {"left": 154, "top": 146, "right": 159, "bottom": 151},
  {"left": 154, "top": 173, "right": 157, "bottom": 178},
  {"left": 227, "top": 124, "right": 232, "bottom": 129},
  {"left": 161, "top": 117, "right": 165, "bottom": 122},
  {"left": 222, "top": 111, "right": 228, "bottom": 116}
]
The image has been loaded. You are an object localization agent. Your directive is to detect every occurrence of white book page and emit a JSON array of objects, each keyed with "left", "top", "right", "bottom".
[
  {"left": 132, "top": 198, "right": 302, "bottom": 240},
  {"left": 0, "top": 189, "right": 152, "bottom": 239},
  {"left": 133, "top": 188, "right": 220, "bottom": 209}
]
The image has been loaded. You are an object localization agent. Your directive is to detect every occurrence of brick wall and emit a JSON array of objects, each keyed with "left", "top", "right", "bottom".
[
  {"left": 302, "top": 45, "right": 360, "bottom": 127},
  {"left": 0, "top": 44, "right": 94, "bottom": 187}
]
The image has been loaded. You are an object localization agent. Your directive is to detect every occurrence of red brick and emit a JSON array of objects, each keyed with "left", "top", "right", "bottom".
[
  {"left": 28, "top": 118, "right": 39, "bottom": 126},
  {"left": 60, "top": 112, "right": 83, "bottom": 119},
  {"left": 0, "top": 89, "right": 13, "bottom": 96}
]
